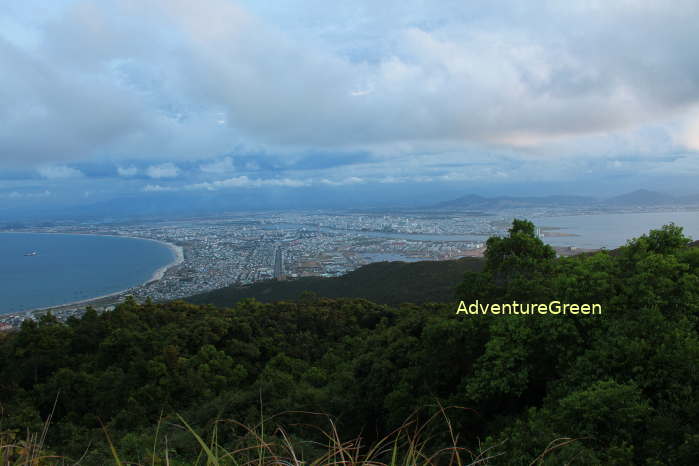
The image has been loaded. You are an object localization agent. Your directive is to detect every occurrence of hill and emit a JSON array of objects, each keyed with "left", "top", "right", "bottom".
[
  {"left": 606, "top": 188, "right": 676, "bottom": 205},
  {"left": 432, "top": 193, "right": 596, "bottom": 210},
  {"left": 431, "top": 189, "right": 699, "bottom": 210},
  {"left": 187, "top": 257, "right": 485, "bottom": 307}
]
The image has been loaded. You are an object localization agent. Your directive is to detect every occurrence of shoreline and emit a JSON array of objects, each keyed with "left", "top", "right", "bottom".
[
  {"left": 146, "top": 239, "right": 185, "bottom": 283},
  {"left": 0, "top": 232, "right": 184, "bottom": 319}
]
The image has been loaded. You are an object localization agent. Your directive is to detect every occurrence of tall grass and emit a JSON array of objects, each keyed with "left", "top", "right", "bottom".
[
  {"left": 0, "top": 394, "right": 66, "bottom": 466},
  {"left": 1, "top": 406, "right": 578, "bottom": 465},
  {"left": 0, "top": 414, "right": 63, "bottom": 465}
]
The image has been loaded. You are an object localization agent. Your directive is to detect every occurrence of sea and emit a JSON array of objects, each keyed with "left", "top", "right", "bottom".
[
  {"left": 0, "top": 233, "right": 175, "bottom": 315},
  {"left": 536, "top": 211, "right": 699, "bottom": 249}
]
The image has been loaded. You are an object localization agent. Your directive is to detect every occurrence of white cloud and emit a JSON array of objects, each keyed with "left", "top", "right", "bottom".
[
  {"left": 320, "top": 176, "right": 365, "bottom": 186},
  {"left": 37, "top": 165, "right": 83, "bottom": 179},
  {"left": 3, "top": 0, "right": 699, "bottom": 191},
  {"left": 679, "top": 109, "right": 699, "bottom": 152},
  {"left": 146, "top": 163, "right": 180, "bottom": 179},
  {"left": 117, "top": 165, "right": 139, "bottom": 176},
  {"left": 2, "top": 190, "right": 51, "bottom": 199},
  {"left": 379, "top": 175, "right": 433, "bottom": 184},
  {"left": 187, "top": 175, "right": 309, "bottom": 190},
  {"left": 143, "top": 184, "right": 176, "bottom": 192},
  {"left": 199, "top": 156, "right": 235, "bottom": 173},
  {"left": 350, "top": 87, "right": 373, "bottom": 97}
]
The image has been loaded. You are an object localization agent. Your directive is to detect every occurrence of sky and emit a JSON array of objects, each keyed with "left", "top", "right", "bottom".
[{"left": 1, "top": 0, "right": 699, "bottom": 212}]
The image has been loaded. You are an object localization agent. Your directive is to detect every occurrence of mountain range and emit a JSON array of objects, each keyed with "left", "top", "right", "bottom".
[
  {"left": 432, "top": 189, "right": 699, "bottom": 210},
  {"left": 3, "top": 189, "right": 699, "bottom": 224}
]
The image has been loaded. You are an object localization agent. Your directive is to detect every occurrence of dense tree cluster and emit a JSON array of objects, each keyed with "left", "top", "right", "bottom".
[{"left": 1, "top": 220, "right": 698, "bottom": 464}]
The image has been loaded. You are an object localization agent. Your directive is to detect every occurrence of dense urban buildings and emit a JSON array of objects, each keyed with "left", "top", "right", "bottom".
[{"left": 1, "top": 211, "right": 502, "bottom": 326}]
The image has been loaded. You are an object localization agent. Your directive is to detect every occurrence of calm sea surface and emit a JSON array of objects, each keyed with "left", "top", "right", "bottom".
[
  {"left": 0, "top": 233, "right": 174, "bottom": 315},
  {"left": 537, "top": 211, "right": 699, "bottom": 249}
]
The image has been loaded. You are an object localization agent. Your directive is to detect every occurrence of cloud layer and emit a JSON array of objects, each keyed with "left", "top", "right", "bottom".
[{"left": 1, "top": 0, "right": 699, "bottom": 203}]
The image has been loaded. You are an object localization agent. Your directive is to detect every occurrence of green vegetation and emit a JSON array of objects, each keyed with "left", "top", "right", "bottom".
[{"left": 1, "top": 220, "right": 699, "bottom": 464}]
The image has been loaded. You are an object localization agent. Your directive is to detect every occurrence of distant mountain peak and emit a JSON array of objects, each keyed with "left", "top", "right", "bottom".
[
  {"left": 451, "top": 193, "right": 487, "bottom": 202},
  {"left": 607, "top": 189, "right": 675, "bottom": 205},
  {"left": 432, "top": 189, "right": 687, "bottom": 211},
  {"left": 432, "top": 193, "right": 596, "bottom": 209}
]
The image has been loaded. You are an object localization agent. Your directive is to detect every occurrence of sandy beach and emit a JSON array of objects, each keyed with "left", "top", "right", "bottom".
[{"left": 145, "top": 239, "right": 185, "bottom": 283}]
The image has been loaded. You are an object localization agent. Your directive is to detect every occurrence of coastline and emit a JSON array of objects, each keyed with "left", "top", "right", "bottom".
[
  {"left": 144, "top": 238, "right": 185, "bottom": 283},
  {"left": 0, "top": 232, "right": 184, "bottom": 319}
]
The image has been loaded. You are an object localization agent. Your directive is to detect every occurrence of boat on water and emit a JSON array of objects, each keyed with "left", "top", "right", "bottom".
[{"left": 24, "top": 251, "right": 38, "bottom": 256}]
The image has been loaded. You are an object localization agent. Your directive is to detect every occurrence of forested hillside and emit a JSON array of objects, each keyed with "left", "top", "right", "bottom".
[{"left": 1, "top": 220, "right": 698, "bottom": 464}]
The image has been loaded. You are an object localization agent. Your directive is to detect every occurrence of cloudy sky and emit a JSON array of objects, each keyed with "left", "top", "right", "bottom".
[{"left": 2, "top": 0, "right": 699, "bottom": 209}]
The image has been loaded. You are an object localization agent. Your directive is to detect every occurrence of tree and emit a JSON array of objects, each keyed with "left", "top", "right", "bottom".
[{"left": 459, "top": 219, "right": 556, "bottom": 302}]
